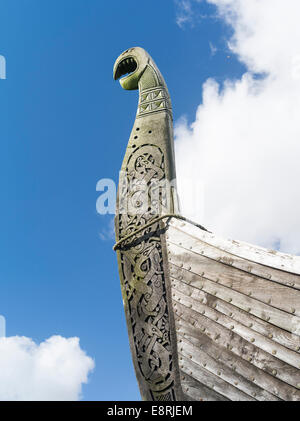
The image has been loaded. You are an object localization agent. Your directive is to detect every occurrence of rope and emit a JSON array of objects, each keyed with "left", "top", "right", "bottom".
[{"left": 113, "top": 213, "right": 207, "bottom": 251}]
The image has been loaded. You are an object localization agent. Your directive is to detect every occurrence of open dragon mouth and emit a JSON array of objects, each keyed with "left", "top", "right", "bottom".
[{"left": 114, "top": 57, "right": 137, "bottom": 80}]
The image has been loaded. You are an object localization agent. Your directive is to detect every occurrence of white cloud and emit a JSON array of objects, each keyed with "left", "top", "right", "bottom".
[
  {"left": 0, "top": 335, "right": 94, "bottom": 401},
  {"left": 99, "top": 216, "right": 115, "bottom": 241},
  {"left": 175, "top": 0, "right": 300, "bottom": 254},
  {"left": 175, "top": 0, "right": 211, "bottom": 28},
  {"left": 175, "top": 0, "right": 194, "bottom": 28}
]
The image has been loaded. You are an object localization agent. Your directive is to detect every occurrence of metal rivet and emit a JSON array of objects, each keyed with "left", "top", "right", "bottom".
[
  {"left": 272, "top": 350, "right": 277, "bottom": 355},
  {"left": 291, "top": 308, "right": 296, "bottom": 314},
  {"left": 229, "top": 312, "right": 233, "bottom": 316},
  {"left": 250, "top": 338, "right": 255, "bottom": 343},
  {"left": 268, "top": 333, "right": 273, "bottom": 339},
  {"left": 252, "top": 392, "right": 257, "bottom": 397},
  {"left": 234, "top": 381, "right": 238, "bottom": 386},
  {"left": 248, "top": 356, "right": 252, "bottom": 362},
  {"left": 203, "top": 363, "right": 207, "bottom": 367},
  {"left": 248, "top": 292, "right": 252, "bottom": 296},
  {"left": 217, "top": 371, "right": 221, "bottom": 376},
  {"left": 228, "top": 298, "right": 232, "bottom": 303},
  {"left": 272, "top": 370, "right": 277, "bottom": 376},
  {"left": 230, "top": 325, "right": 234, "bottom": 330}
]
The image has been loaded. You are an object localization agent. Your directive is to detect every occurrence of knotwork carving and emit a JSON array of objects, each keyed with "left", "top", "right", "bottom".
[{"left": 117, "top": 144, "right": 175, "bottom": 400}]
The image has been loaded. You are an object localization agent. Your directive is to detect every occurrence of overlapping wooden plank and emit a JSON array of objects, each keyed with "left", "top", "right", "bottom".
[
  {"left": 178, "top": 334, "right": 280, "bottom": 401},
  {"left": 167, "top": 221, "right": 300, "bottom": 290},
  {"left": 179, "top": 354, "right": 256, "bottom": 401},
  {"left": 172, "top": 281, "right": 300, "bottom": 369},
  {"left": 168, "top": 218, "right": 300, "bottom": 276},
  {"left": 177, "top": 320, "right": 299, "bottom": 401},
  {"left": 168, "top": 243, "right": 300, "bottom": 315},
  {"left": 172, "top": 299, "right": 300, "bottom": 390},
  {"left": 171, "top": 276, "right": 300, "bottom": 352},
  {"left": 180, "top": 372, "right": 229, "bottom": 401},
  {"left": 168, "top": 252, "right": 300, "bottom": 334}
]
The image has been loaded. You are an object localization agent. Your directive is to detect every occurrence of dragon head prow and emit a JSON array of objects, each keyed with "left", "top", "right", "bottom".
[{"left": 113, "top": 47, "right": 151, "bottom": 90}]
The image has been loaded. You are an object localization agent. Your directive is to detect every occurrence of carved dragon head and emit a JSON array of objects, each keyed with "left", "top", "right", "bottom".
[{"left": 113, "top": 47, "right": 166, "bottom": 92}]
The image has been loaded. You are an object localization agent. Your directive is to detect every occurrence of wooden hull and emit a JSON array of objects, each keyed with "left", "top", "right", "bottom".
[
  {"left": 113, "top": 47, "right": 300, "bottom": 401},
  {"left": 166, "top": 217, "right": 300, "bottom": 401}
]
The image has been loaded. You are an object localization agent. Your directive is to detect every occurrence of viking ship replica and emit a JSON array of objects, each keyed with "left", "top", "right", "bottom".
[{"left": 113, "top": 47, "right": 300, "bottom": 401}]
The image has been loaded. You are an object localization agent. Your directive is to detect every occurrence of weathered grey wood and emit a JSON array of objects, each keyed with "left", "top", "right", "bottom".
[
  {"left": 172, "top": 282, "right": 300, "bottom": 370},
  {"left": 173, "top": 295, "right": 300, "bottom": 389},
  {"left": 180, "top": 354, "right": 257, "bottom": 401},
  {"left": 168, "top": 218, "right": 300, "bottom": 277},
  {"left": 173, "top": 276, "right": 300, "bottom": 352},
  {"left": 179, "top": 335, "right": 280, "bottom": 401},
  {"left": 114, "top": 47, "right": 300, "bottom": 401},
  {"left": 180, "top": 372, "right": 229, "bottom": 401},
  {"left": 168, "top": 253, "right": 300, "bottom": 334},
  {"left": 177, "top": 321, "right": 299, "bottom": 401},
  {"left": 168, "top": 243, "right": 300, "bottom": 315},
  {"left": 167, "top": 220, "right": 300, "bottom": 291}
]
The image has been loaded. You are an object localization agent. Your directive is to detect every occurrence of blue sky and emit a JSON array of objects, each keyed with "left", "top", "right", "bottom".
[{"left": 0, "top": 0, "right": 247, "bottom": 400}]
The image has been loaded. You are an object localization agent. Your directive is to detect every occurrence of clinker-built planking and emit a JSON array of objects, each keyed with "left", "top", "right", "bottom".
[{"left": 113, "top": 47, "right": 300, "bottom": 401}]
